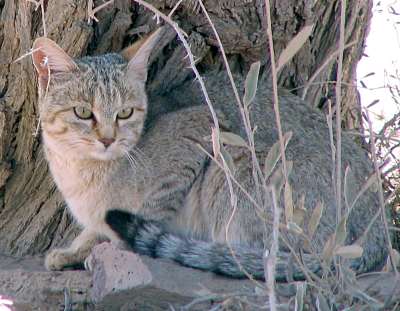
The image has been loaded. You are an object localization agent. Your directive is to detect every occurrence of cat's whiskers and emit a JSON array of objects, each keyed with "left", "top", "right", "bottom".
[
  {"left": 124, "top": 150, "right": 138, "bottom": 171},
  {"left": 65, "top": 137, "right": 95, "bottom": 148},
  {"left": 129, "top": 145, "right": 148, "bottom": 166},
  {"left": 118, "top": 138, "right": 148, "bottom": 170},
  {"left": 129, "top": 147, "right": 150, "bottom": 173},
  {"left": 123, "top": 148, "right": 150, "bottom": 188}
]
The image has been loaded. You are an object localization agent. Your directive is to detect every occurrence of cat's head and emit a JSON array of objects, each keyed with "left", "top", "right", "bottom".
[{"left": 31, "top": 28, "right": 163, "bottom": 161}]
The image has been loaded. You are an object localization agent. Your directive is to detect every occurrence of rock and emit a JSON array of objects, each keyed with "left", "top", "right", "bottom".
[{"left": 87, "top": 242, "right": 152, "bottom": 302}]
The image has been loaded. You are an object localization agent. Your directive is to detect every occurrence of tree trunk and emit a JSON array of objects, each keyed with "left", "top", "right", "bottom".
[{"left": 0, "top": 0, "right": 372, "bottom": 256}]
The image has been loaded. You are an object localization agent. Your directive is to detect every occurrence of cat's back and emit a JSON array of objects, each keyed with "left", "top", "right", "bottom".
[
  {"left": 158, "top": 71, "right": 370, "bottom": 174},
  {"left": 152, "top": 71, "right": 384, "bottom": 251}
]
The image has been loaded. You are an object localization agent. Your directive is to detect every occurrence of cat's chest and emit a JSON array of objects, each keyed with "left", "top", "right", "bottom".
[
  {"left": 49, "top": 159, "right": 109, "bottom": 220},
  {"left": 48, "top": 157, "right": 145, "bottom": 229},
  {"left": 49, "top": 158, "right": 104, "bottom": 200}
]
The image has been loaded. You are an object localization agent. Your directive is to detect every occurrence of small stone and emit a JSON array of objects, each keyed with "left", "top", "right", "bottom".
[{"left": 88, "top": 242, "right": 152, "bottom": 302}]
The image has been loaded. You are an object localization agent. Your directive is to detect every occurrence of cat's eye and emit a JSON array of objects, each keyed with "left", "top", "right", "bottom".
[
  {"left": 74, "top": 107, "right": 93, "bottom": 120},
  {"left": 117, "top": 108, "right": 134, "bottom": 120}
]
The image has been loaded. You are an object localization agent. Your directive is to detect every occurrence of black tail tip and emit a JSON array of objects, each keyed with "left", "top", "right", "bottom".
[
  {"left": 105, "top": 209, "right": 132, "bottom": 235},
  {"left": 106, "top": 210, "right": 148, "bottom": 245}
]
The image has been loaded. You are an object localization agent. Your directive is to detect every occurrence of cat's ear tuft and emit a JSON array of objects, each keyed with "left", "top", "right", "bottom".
[
  {"left": 123, "top": 27, "right": 165, "bottom": 83},
  {"left": 32, "top": 37, "right": 78, "bottom": 91}
]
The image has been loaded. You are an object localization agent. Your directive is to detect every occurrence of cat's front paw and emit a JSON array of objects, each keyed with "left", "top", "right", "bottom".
[
  {"left": 83, "top": 255, "right": 93, "bottom": 272},
  {"left": 45, "top": 248, "right": 76, "bottom": 271}
]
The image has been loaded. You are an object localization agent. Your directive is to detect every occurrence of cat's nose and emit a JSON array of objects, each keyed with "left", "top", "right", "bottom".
[{"left": 98, "top": 137, "right": 115, "bottom": 148}]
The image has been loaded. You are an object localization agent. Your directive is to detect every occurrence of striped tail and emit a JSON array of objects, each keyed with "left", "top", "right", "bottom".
[{"left": 105, "top": 210, "right": 384, "bottom": 281}]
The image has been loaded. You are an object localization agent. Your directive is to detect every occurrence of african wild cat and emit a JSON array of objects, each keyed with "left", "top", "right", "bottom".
[{"left": 32, "top": 28, "right": 387, "bottom": 280}]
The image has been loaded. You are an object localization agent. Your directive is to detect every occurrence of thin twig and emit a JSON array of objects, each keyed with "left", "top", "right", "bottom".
[
  {"left": 197, "top": 0, "right": 267, "bottom": 206},
  {"left": 182, "top": 291, "right": 260, "bottom": 310},
  {"left": 26, "top": 0, "right": 47, "bottom": 36},
  {"left": 40, "top": 0, "right": 47, "bottom": 36},
  {"left": 265, "top": 188, "right": 279, "bottom": 311},
  {"left": 263, "top": 0, "right": 288, "bottom": 184},
  {"left": 63, "top": 279, "right": 72, "bottom": 311},
  {"left": 26, "top": 0, "right": 40, "bottom": 10},
  {"left": 335, "top": 0, "right": 346, "bottom": 226},
  {"left": 366, "top": 111, "right": 398, "bottom": 274},
  {"left": 301, "top": 41, "right": 357, "bottom": 100},
  {"left": 263, "top": 1, "right": 287, "bottom": 308},
  {"left": 221, "top": 152, "right": 264, "bottom": 285},
  {"left": 87, "top": 0, "right": 114, "bottom": 23},
  {"left": 196, "top": 0, "right": 273, "bottom": 286},
  {"left": 13, "top": 47, "right": 41, "bottom": 63},
  {"left": 196, "top": 144, "right": 323, "bottom": 287},
  {"left": 130, "top": 1, "right": 265, "bottom": 285},
  {"left": 197, "top": 145, "right": 262, "bottom": 210},
  {"left": 131, "top": 0, "right": 220, "bottom": 134},
  {"left": 168, "top": 0, "right": 184, "bottom": 17}
]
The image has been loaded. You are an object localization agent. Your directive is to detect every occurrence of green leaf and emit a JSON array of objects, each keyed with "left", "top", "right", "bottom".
[
  {"left": 270, "top": 161, "right": 294, "bottom": 196},
  {"left": 293, "top": 207, "right": 306, "bottom": 227},
  {"left": 335, "top": 216, "right": 347, "bottom": 247},
  {"left": 322, "top": 234, "right": 335, "bottom": 264},
  {"left": 211, "top": 127, "right": 220, "bottom": 158},
  {"left": 287, "top": 221, "right": 303, "bottom": 235},
  {"left": 243, "top": 61, "right": 261, "bottom": 106},
  {"left": 297, "top": 194, "right": 305, "bottom": 210},
  {"left": 264, "top": 142, "right": 281, "bottom": 179},
  {"left": 264, "top": 131, "right": 293, "bottom": 179},
  {"left": 334, "top": 244, "right": 363, "bottom": 259},
  {"left": 277, "top": 24, "right": 314, "bottom": 72},
  {"left": 286, "top": 160, "right": 293, "bottom": 177},
  {"left": 344, "top": 166, "right": 359, "bottom": 212},
  {"left": 219, "top": 131, "right": 248, "bottom": 148},
  {"left": 220, "top": 144, "right": 235, "bottom": 173},
  {"left": 270, "top": 164, "right": 285, "bottom": 195},
  {"left": 284, "top": 182, "right": 294, "bottom": 223},
  {"left": 308, "top": 201, "right": 324, "bottom": 238}
]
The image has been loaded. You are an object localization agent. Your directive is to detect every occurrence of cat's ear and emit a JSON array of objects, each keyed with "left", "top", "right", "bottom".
[
  {"left": 122, "top": 27, "right": 164, "bottom": 83},
  {"left": 31, "top": 37, "right": 78, "bottom": 91}
]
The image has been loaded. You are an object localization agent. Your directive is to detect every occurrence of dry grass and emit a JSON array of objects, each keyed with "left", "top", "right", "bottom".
[{"left": 130, "top": 0, "right": 399, "bottom": 308}]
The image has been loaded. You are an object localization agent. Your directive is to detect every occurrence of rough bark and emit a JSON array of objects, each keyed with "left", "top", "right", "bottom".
[{"left": 0, "top": 0, "right": 372, "bottom": 257}]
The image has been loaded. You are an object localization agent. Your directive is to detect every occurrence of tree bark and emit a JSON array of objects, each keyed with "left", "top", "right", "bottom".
[{"left": 0, "top": 0, "right": 372, "bottom": 256}]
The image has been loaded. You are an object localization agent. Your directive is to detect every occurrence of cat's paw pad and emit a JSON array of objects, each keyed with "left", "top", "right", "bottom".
[{"left": 45, "top": 248, "right": 74, "bottom": 271}]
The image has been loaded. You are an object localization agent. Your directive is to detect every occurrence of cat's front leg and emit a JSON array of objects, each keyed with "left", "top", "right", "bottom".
[{"left": 45, "top": 228, "right": 100, "bottom": 271}]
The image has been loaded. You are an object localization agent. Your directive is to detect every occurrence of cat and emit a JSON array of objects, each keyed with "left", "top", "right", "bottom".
[{"left": 32, "top": 27, "right": 388, "bottom": 280}]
